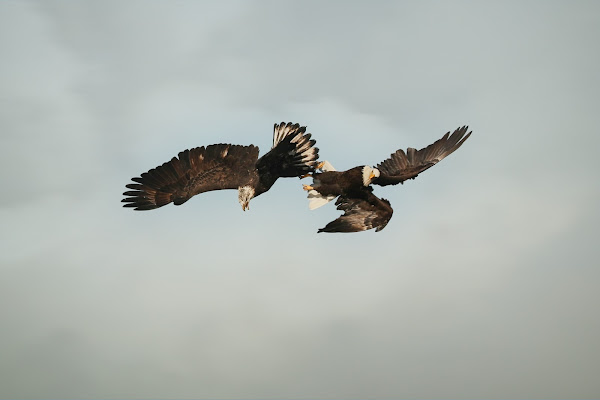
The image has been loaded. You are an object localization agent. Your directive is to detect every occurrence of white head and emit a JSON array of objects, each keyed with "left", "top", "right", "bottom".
[
  {"left": 238, "top": 186, "right": 255, "bottom": 211},
  {"left": 362, "top": 165, "right": 380, "bottom": 186}
]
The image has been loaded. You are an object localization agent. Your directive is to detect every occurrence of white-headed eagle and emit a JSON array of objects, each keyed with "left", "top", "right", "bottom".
[
  {"left": 122, "top": 122, "right": 319, "bottom": 211},
  {"left": 303, "top": 126, "right": 472, "bottom": 233}
]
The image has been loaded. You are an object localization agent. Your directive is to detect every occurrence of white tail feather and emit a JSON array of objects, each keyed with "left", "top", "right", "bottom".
[{"left": 307, "top": 189, "right": 336, "bottom": 210}]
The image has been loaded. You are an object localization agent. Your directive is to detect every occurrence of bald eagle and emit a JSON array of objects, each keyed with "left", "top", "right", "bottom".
[
  {"left": 303, "top": 126, "right": 472, "bottom": 233},
  {"left": 122, "top": 122, "right": 319, "bottom": 211}
]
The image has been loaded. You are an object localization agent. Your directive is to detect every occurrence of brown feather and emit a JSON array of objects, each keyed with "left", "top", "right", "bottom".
[
  {"left": 375, "top": 126, "right": 471, "bottom": 186},
  {"left": 318, "top": 192, "right": 393, "bottom": 233},
  {"left": 122, "top": 144, "right": 259, "bottom": 210}
]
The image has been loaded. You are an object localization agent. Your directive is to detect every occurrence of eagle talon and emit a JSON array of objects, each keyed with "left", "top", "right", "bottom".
[
  {"left": 299, "top": 173, "right": 312, "bottom": 179},
  {"left": 302, "top": 184, "right": 314, "bottom": 191}
]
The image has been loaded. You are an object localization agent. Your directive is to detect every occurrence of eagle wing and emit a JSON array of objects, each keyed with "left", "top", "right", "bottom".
[
  {"left": 318, "top": 191, "right": 393, "bottom": 233},
  {"left": 122, "top": 144, "right": 259, "bottom": 210},
  {"left": 375, "top": 126, "right": 471, "bottom": 186},
  {"left": 256, "top": 122, "right": 319, "bottom": 178}
]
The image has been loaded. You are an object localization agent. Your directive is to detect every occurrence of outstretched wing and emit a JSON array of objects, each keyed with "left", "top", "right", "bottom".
[
  {"left": 318, "top": 192, "right": 393, "bottom": 233},
  {"left": 375, "top": 126, "right": 471, "bottom": 186},
  {"left": 257, "top": 122, "right": 319, "bottom": 178},
  {"left": 122, "top": 144, "right": 259, "bottom": 210}
]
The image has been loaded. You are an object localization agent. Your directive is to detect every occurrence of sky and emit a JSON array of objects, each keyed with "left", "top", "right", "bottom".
[{"left": 1, "top": 0, "right": 599, "bottom": 398}]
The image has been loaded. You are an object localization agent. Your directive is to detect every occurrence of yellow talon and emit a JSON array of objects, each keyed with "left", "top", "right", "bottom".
[
  {"left": 299, "top": 173, "right": 312, "bottom": 179},
  {"left": 302, "top": 184, "right": 314, "bottom": 191}
]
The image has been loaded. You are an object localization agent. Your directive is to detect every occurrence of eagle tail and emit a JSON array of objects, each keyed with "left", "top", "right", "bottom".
[
  {"left": 306, "top": 163, "right": 337, "bottom": 209},
  {"left": 307, "top": 189, "right": 336, "bottom": 210}
]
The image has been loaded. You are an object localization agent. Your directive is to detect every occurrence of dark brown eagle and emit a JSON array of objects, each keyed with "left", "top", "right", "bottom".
[
  {"left": 303, "top": 125, "right": 472, "bottom": 233},
  {"left": 122, "top": 122, "right": 319, "bottom": 211}
]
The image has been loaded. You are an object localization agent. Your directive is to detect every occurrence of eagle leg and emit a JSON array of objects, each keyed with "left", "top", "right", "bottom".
[{"left": 302, "top": 184, "right": 314, "bottom": 191}]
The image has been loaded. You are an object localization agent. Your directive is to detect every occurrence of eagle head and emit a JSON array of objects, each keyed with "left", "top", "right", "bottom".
[
  {"left": 238, "top": 185, "right": 255, "bottom": 211},
  {"left": 362, "top": 166, "right": 380, "bottom": 186}
]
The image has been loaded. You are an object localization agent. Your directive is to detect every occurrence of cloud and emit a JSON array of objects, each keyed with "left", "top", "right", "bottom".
[{"left": 1, "top": 1, "right": 599, "bottom": 398}]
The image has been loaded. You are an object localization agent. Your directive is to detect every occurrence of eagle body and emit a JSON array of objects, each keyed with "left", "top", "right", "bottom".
[
  {"left": 308, "top": 165, "right": 392, "bottom": 233},
  {"left": 311, "top": 166, "right": 366, "bottom": 198},
  {"left": 306, "top": 126, "right": 472, "bottom": 233},
  {"left": 123, "top": 122, "right": 319, "bottom": 211}
]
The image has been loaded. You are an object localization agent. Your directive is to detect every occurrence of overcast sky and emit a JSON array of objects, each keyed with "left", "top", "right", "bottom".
[{"left": 1, "top": 1, "right": 599, "bottom": 398}]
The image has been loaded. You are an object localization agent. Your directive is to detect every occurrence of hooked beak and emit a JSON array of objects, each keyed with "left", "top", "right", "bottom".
[{"left": 369, "top": 171, "right": 377, "bottom": 180}]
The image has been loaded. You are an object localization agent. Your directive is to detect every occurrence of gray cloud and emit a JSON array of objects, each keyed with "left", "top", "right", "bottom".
[{"left": 1, "top": 0, "right": 599, "bottom": 398}]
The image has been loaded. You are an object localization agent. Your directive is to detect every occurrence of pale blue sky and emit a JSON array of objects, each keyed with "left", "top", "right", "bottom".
[{"left": 1, "top": 1, "right": 599, "bottom": 398}]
